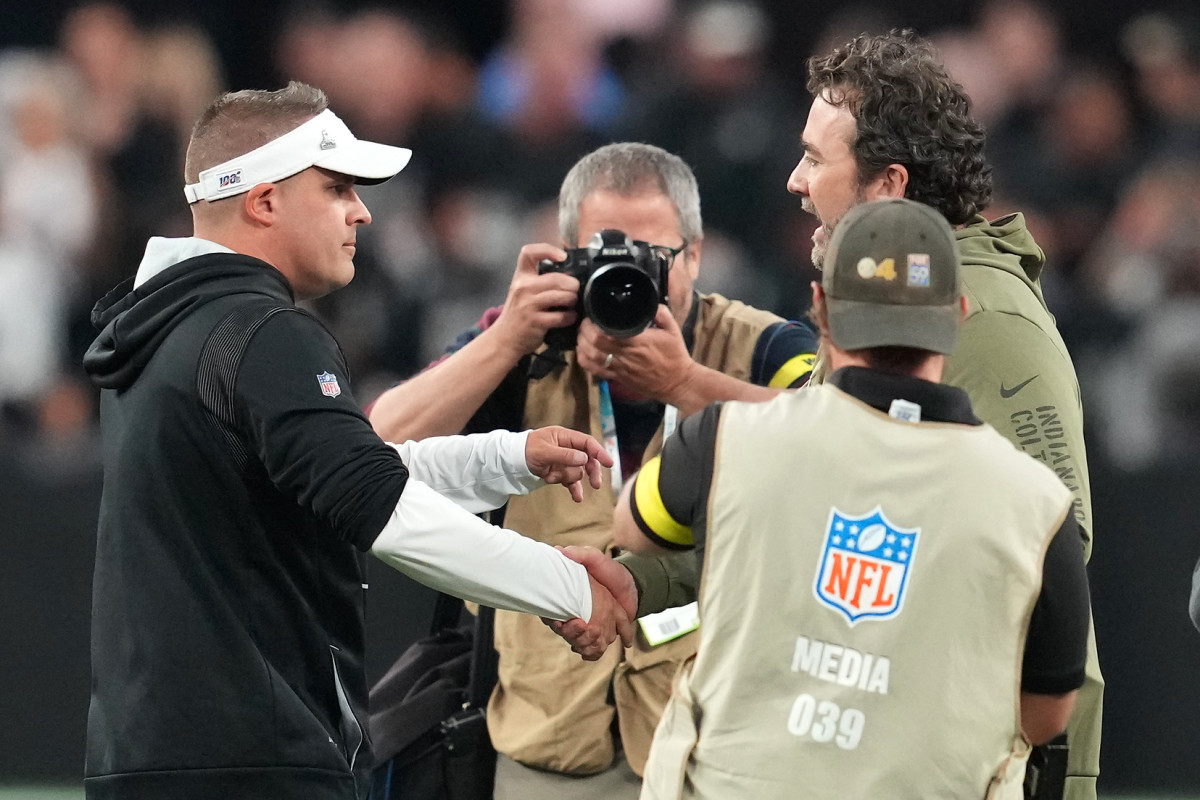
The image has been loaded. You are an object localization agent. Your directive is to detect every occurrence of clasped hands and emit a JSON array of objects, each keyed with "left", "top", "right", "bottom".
[
  {"left": 544, "top": 545, "right": 639, "bottom": 661},
  {"left": 519, "top": 427, "right": 635, "bottom": 658}
]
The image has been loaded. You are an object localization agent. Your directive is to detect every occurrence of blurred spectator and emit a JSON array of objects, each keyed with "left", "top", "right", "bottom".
[
  {"left": 957, "top": 0, "right": 1066, "bottom": 204},
  {"left": 475, "top": 0, "right": 617, "bottom": 202},
  {"left": 1078, "top": 159, "right": 1200, "bottom": 469},
  {"left": 940, "top": 2, "right": 1145, "bottom": 311},
  {"left": 619, "top": 0, "right": 806, "bottom": 316},
  {"left": 1080, "top": 160, "right": 1200, "bottom": 317},
  {"left": 60, "top": 4, "right": 225, "bottom": 364},
  {"left": 58, "top": 2, "right": 143, "bottom": 157},
  {"left": 810, "top": 3, "right": 898, "bottom": 67},
  {"left": 0, "top": 53, "right": 97, "bottom": 436},
  {"left": 274, "top": 8, "right": 525, "bottom": 387},
  {"left": 1094, "top": 299, "right": 1200, "bottom": 470},
  {"left": 1121, "top": 8, "right": 1200, "bottom": 159},
  {"left": 141, "top": 26, "right": 225, "bottom": 161},
  {"left": 977, "top": 0, "right": 1062, "bottom": 115},
  {"left": 1011, "top": 63, "right": 1140, "bottom": 289},
  {"left": 273, "top": 2, "right": 341, "bottom": 93}
]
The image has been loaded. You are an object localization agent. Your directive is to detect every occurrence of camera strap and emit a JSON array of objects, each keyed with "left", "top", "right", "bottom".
[
  {"left": 599, "top": 380, "right": 693, "bottom": 646},
  {"left": 598, "top": 379, "right": 680, "bottom": 494},
  {"left": 598, "top": 380, "right": 623, "bottom": 492}
]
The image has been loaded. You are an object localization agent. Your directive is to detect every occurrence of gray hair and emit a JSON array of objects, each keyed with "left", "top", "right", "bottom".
[
  {"left": 185, "top": 81, "right": 329, "bottom": 183},
  {"left": 558, "top": 142, "right": 703, "bottom": 245}
]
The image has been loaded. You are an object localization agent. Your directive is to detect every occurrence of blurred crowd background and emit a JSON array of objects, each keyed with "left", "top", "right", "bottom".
[
  {"left": 2, "top": 0, "right": 1200, "bottom": 793},
  {"left": 1, "top": 0, "right": 1198, "bottom": 471}
]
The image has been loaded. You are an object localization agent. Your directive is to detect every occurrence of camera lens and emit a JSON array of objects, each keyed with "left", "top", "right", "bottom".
[{"left": 583, "top": 263, "right": 660, "bottom": 338}]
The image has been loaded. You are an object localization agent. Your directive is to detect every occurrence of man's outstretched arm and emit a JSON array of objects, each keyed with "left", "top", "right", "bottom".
[
  {"left": 370, "top": 484, "right": 632, "bottom": 659},
  {"left": 389, "top": 426, "right": 611, "bottom": 512}
]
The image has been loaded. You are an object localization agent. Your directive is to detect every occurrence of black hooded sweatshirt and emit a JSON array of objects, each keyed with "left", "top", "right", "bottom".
[{"left": 83, "top": 253, "right": 407, "bottom": 799}]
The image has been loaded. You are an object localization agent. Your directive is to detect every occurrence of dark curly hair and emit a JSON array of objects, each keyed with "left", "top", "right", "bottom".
[{"left": 806, "top": 30, "right": 992, "bottom": 224}]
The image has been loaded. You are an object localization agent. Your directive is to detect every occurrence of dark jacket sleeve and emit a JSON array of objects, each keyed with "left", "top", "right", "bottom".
[{"left": 234, "top": 309, "right": 408, "bottom": 551}]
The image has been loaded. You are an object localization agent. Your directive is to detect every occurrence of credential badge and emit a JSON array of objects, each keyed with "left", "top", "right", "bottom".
[
  {"left": 317, "top": 371, "right": 341, "bottom": 397},
  {"left": 814, "top": 506, "right": 919, "bottom": 625}
]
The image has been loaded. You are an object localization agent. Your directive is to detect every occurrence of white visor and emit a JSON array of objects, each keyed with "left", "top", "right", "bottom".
[{"left": 183, "top": 109, "right": 412, "bottom": 204}]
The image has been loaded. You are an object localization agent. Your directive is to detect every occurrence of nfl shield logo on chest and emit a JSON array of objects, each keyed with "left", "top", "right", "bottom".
[
  {"left": 317, "top": 372, "right": 341, "bottom": 397},
  {"left": 813, "top": 507, "right": 919, "bottom": 625}
]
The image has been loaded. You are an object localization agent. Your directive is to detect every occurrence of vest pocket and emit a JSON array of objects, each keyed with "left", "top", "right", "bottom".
[{"left": 329, "top": 645, "right": 364, "bottom": 771}]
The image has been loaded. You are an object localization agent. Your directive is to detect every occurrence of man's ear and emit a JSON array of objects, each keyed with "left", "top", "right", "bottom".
[
  {"left": 959, "top": 293, "right": 970, "bottom": 322},
  {"left": 865, "top": 164, "right": 909, "bottom": 201},
  {"left": 810, "top": 281, "right": 830, "bottom": 335},
  {"left": 243, "top": 183, "right": 278, "bottom": 226}
]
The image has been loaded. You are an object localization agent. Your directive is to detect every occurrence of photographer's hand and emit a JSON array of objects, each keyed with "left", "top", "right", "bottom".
[
  {"left": 491, "top": 244, "right": 580, "bottom": 358},
  {"left": 578, "top": 305, "right": 696, "bottom": 403},
  {"left": 579, "top": 305, "right": 782, "bottom": 416}
]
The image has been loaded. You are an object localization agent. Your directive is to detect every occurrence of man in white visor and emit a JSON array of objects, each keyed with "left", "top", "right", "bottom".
[{"left": 81, "top": 81, "right": 635, "bottom": 800}]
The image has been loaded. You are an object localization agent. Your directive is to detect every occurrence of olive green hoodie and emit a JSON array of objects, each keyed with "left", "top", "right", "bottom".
[
  {"left": 949, "top": 213, "right": 1092, "bottom": 554},
  {"left": 948, "top": 214, "right": 1101, "bottom": 800}
]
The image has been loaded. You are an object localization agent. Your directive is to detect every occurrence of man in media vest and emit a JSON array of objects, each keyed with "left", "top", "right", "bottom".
[{"left": 609, "top": 198, "right": 1091, "bottom": 800}]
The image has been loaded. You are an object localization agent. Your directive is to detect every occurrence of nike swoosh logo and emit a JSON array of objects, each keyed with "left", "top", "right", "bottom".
[{"left": 1000, "top": 375, "right": 1039, "bottom": 398}]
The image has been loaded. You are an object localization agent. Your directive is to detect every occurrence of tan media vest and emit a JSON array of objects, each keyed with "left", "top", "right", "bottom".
[
  {"left": 487, "top": 293, "right": 784, "bottom": 775},
  {"left": 641, "top": 384, "right": 1073, "bottom": 799}
]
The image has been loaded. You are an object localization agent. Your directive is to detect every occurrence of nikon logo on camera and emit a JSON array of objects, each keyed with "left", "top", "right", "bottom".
[{"left": 601, "top": 247, "right": 628, "bottom": 256}]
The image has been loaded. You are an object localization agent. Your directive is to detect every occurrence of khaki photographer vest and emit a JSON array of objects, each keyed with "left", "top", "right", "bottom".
[
  {"left": 641, "top": 385, "right": 1073, "bottom": 800},
  {"left": 487, "top": 293, "right": 783, "bottom": 775}
]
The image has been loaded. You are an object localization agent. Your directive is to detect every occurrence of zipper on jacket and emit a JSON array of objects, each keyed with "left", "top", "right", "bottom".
[{"left": 328, "top": 645, "right": 364, "bottom": 772}]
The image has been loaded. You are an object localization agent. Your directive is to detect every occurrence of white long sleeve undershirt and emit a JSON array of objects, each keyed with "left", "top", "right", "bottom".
[
  {"left": 386, "top": 430, "right": 541, "bottom": 514},
  {"left": 370, "top": 429, "right": 593, "bottom": 621}
]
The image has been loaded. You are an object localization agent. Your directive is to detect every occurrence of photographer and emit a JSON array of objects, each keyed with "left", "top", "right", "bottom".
[{"left": 368, "top": 142, "right": 816, "bottom": 798}]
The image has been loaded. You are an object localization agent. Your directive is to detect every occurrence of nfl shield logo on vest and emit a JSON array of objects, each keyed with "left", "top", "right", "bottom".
[
  {"left": 317, "top": 372, "right": 341, "bottom": 398},
  {"left": 814, "top": 507, "right": 919, "bottom": 625}
]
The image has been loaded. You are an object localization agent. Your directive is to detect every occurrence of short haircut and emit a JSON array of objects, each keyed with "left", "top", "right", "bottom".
[
  {"left": 807, "top": 30, "right": 993, "bottom": 225},
  {"left": 558, "top": 142, "right": 702, "bottom": 246},
  {"left": 184, "top": 81, "right": 329, "bottom": 184}
]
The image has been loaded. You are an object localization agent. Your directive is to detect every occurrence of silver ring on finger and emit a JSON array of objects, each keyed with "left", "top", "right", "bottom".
[{"left": 603, "top": 353, "right": 615, "bottom": 369}]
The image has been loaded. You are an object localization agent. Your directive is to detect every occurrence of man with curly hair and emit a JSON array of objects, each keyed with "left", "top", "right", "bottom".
[
  {"left": 787, "top": 29, "right": 1099, "bottom": 800},
  {"left": 554, "top": 28, "right": 1099, "bottom": 800}
]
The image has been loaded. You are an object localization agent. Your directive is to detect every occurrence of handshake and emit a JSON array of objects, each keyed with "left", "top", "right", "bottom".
[
  {"left": 549, "top": 545, "right": 639, "bottom": 662},
  {"left": 520, "top": 429, "right": 643, "bottom": 662},
  {"left": 520, "top": 425, "right": 641, "bottom": 660}
]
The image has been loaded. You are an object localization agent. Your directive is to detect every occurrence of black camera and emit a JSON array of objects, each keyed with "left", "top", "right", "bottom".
[{"left": 537, "top": 228, "right": 669, "bottom": 351}]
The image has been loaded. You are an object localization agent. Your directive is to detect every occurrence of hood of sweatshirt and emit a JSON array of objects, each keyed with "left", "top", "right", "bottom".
[
  {"left": 955, "top": 211, "right": 1053, "bottom": 313},
  {"left": 956, "top": 212, "right": 1047, "bottom": 287},
  {"left": 84, "top": 238, "right": 293, "bottom": 390}
]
